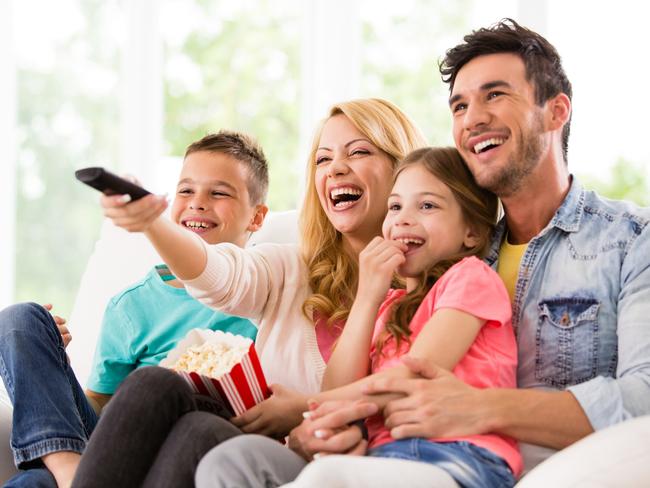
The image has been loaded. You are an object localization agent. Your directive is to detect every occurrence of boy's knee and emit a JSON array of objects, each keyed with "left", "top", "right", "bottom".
[{"left": 0, "top": 302, "right": 53, "bottom": 339}]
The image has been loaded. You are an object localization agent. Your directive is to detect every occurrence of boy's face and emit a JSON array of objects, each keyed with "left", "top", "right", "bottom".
[{"left": 170, "top": 150, "right": 265, "bottom": 247}]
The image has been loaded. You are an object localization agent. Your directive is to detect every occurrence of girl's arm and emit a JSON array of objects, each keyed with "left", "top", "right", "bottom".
[
  {"left": 101, "top": 194, "right": 207, "bottom": 280},
  {"left": 317, "top": 307, "right": 485, "bottom": 409},
  {"left": 321, "top": 237, "right": 406, "bottom": 390}
]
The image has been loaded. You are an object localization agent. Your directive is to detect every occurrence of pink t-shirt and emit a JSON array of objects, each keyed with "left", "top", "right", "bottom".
[{"left": 367, "top": 256, "right": 522, "bottom": 476}]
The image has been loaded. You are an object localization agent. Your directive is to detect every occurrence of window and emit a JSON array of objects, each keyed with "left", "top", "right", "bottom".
[{"left": 4, "top": 0, "right": 648, "bottom": 318}]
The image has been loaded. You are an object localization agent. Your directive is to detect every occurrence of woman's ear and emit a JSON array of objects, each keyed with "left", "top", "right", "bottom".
[{"left": 247, "top": 204, "right": 269, "bottom": 233}]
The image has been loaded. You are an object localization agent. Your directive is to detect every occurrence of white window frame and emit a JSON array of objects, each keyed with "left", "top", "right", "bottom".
[{"left": 0, "top": 0, "right": 16, "bottom": 310}]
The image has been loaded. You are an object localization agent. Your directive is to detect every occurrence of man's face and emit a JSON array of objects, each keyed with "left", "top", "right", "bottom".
[
  {"left": 449, "top": 53, "right": 548, "bottom": 197},
  {"left": 170, "top": 151, "right": 263, "bottom": 247}
]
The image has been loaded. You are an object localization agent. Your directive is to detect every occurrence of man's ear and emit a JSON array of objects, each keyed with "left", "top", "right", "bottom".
[
  {"left": 247, "top": 204, "right": 269, "bottom": 233},
  {"left": 546, "top": 92, "right": 571, "bottom": 131}
]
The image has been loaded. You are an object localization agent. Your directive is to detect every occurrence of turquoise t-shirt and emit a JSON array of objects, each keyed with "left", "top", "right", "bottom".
[{"left": 86, "top": 266, "right": 257, "bottom": 394}]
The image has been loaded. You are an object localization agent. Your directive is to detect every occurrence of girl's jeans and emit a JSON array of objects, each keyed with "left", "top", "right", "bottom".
[{"left": 369, "top": 438, "right": 516, "bottom": 488}]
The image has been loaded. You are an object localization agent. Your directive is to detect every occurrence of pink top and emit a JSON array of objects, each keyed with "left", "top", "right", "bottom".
[
  {"left": 366, "top": 256, "right": 522, "bottom": 476},
  {"left": 314, "top": 314, "right": 343, "bottom": 364}
]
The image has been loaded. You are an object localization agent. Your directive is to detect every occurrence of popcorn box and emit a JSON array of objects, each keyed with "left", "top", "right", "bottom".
[{"left": 160, "top": 329, "right": 270, "bottom": 416}]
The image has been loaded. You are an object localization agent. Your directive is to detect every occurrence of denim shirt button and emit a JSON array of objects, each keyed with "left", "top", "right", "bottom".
[{"left": 560, "top": 312, "right": 570, "bottom": 326}]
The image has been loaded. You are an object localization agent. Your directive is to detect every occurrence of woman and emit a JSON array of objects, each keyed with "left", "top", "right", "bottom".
[{"left": 71, "top": 98, "right": 426, "bottom": 488}]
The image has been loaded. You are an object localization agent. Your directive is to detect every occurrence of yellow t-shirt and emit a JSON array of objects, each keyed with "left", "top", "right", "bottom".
[{"left": 497, "top": 237, "right": 528, "bottom": 302}]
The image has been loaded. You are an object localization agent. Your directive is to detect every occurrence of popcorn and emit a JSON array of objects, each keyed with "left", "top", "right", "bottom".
[
  {"left": 161, "top": 329, "right": 269, "bottom": 416},
  {"left": 172, "top": 341, "right": 250, "bottom": 379}
]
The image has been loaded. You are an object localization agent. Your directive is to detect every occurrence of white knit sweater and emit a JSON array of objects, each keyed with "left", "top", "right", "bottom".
[{"left": 183, "top": 242, "right": 326, "bottom": 394}]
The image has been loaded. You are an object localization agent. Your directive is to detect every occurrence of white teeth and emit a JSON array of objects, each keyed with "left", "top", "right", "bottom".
[
  {"left": 395, "top": 237, "right": 424, "bottom": 245},
  {"left": 185, "top": 221, "right": 210, "bottom": 229},
  {"left": 330, "top": 187, "right": 362, "bottom": 199},
  {"left": 473, "top": 137, "right": 506, "bottom": 154}
]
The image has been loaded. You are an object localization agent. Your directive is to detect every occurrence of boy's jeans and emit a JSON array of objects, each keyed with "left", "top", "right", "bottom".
[{"left": 0, "top": 303, "right": 98, "bottom": 487}]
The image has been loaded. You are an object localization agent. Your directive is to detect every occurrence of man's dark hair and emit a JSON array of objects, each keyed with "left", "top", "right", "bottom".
[
  {"left": 185, "top": 130, "right": 269, "bottom": 205},
  {"left": 440, "top": 18, "right": 572, "bottom": 162}
]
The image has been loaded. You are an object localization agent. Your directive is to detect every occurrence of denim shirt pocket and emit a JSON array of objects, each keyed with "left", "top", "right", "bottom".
[{"left": 535, "top": 298, "right": 600, "bottom": 388}]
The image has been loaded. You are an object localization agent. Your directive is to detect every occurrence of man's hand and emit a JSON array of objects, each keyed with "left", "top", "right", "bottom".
[
  {"left": 101, "top": 192, "right": 168, "bottom": 233},
  {"left": 231, "top": 384, "right": 308, "bottom": 439},
  {"left": 287, "top": 400, "right": 378, "bottom": 461},
  {"left": 363, "top": 356, "right": 487, "bottom": 439},
  {"left": 43, "top": 303, "right": 71, "bottom": 348}
]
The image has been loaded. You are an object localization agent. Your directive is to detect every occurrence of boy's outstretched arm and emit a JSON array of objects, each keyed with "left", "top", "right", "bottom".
[{"left": 101, "top": 193, "right": 207, "bottom": 280}]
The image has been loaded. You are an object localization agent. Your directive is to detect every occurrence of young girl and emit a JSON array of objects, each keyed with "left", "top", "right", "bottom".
[{"left": 311, "top": 146, "right": 521, "bottom": 488}]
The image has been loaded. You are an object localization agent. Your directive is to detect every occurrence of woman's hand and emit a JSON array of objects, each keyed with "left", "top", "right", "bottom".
[
  {"left": 287, "top": 399, "right": 378, "bottom": 461},
  {"left": 101, "top": 193, "right": 168, "bottom": 233},
  {"left": 230, "top": 384, "right": 308, "bottom": 439},
  {"left": 357, "top": 237, "right": 406, "bottom": 304}
]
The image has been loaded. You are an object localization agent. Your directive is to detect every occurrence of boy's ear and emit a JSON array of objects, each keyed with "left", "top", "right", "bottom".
[{"left": 247, "top": 204, "right": 269, "bottom": 233}]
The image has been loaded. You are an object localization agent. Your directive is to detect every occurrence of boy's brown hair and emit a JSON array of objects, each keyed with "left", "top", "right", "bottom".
[{"left": 185, "top": 130, "right": 269, "bottom": 205}]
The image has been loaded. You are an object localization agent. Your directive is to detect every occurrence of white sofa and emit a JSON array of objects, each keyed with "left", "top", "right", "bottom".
[{"left": 2, "top": 210, "right": 650, "bottom": 486}]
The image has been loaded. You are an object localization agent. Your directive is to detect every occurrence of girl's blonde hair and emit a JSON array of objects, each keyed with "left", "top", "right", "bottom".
[
  {"left": 300, "top": 98, "right": 427, "bottom": 326},
  {"left": 376, "top": 147, "right": 499, "bottom": 354}
]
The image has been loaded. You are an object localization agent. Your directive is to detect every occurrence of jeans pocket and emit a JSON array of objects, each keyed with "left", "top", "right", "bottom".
[{"left": 535, "top": 298, "right": 600, "bottom": 388}]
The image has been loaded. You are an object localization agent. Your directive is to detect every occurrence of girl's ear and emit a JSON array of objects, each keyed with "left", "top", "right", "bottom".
[
  {"left": 463, "top": 225, "right": 481, "bottom": 251},
  {"left": 247, "top": 204, "right": 269, "bottom": 233}
]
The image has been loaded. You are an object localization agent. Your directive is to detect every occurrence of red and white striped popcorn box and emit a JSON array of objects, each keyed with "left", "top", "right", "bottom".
[{"left": 160, "top": 329, "right": 270, "bottom": 416}]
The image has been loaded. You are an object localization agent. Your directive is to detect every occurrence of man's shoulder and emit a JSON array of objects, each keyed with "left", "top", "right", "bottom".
[{"left": 579, "top": 189, "right": 650, "bottom": 236}]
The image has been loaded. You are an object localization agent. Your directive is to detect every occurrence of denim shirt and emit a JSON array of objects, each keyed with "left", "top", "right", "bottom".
[{"left": 485, "top": 177, "right": 650, "bottom": 431}]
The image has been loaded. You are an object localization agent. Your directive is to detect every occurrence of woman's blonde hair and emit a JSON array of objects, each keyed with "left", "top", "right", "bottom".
[
  {"left": 375, "top": 147, "right": 499, "bottom": 354},
  {"left": 300, "top": 98, "right": 427, "bottom": 326}
]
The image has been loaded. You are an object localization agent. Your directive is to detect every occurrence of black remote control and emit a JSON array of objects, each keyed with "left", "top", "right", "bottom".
[{"left": 75, "top": 167, "right": 151, "bottom": 201}]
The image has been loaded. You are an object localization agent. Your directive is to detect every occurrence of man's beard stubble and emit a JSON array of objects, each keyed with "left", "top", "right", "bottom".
[{"left": 479, "top": 112, "right": 546, "bottom": 198}]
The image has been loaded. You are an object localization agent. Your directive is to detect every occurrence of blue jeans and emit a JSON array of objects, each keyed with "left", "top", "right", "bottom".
[
  {"left": 0, "top": 303, "right": 99, "bottom": 488},
  {"left": 369, "top": 439, "right": 515, "bottom": 488}
]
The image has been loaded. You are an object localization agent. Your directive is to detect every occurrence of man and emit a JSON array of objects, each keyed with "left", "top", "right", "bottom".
[{"left": 279, "top": 18, "right": 650, "bottom": 484}]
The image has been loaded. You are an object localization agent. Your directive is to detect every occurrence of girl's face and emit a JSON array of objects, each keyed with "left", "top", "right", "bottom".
[
  {"left": 382, "top": 163, "right": 479, "bottom": 279},
  {"left": 314, "top": 114, "right": 394, "bottom": 249}
]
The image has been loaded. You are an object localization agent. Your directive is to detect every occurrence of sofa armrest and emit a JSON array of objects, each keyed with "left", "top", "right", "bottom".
[
  {"left": 515, "top": 415, "right": 650, "bottom": 487},
  {"left": 0, "top": 391, "right": 17, "bottom": 483}
]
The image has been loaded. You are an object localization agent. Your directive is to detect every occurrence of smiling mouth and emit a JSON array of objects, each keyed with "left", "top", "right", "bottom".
[
  {"left": 330, "top": 187, "right": 363, "bottom": 209},
  {"left": 394, "top": 237, "right": 425, "bottom": 253},
  {"left": 182, "top": 220, "right": 217, "bottom": 233},
  {"left": 472, "top": 137, "right": 507, "bottom": 154}
]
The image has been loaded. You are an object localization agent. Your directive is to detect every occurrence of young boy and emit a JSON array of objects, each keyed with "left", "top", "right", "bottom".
[{"left": 0, "top": 130, "right": 269, "bottom": 488}]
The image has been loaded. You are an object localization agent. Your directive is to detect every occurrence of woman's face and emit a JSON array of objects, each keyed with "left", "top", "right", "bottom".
[{"left": 314, "top": 114, "right": 395, "bottom": 248}]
